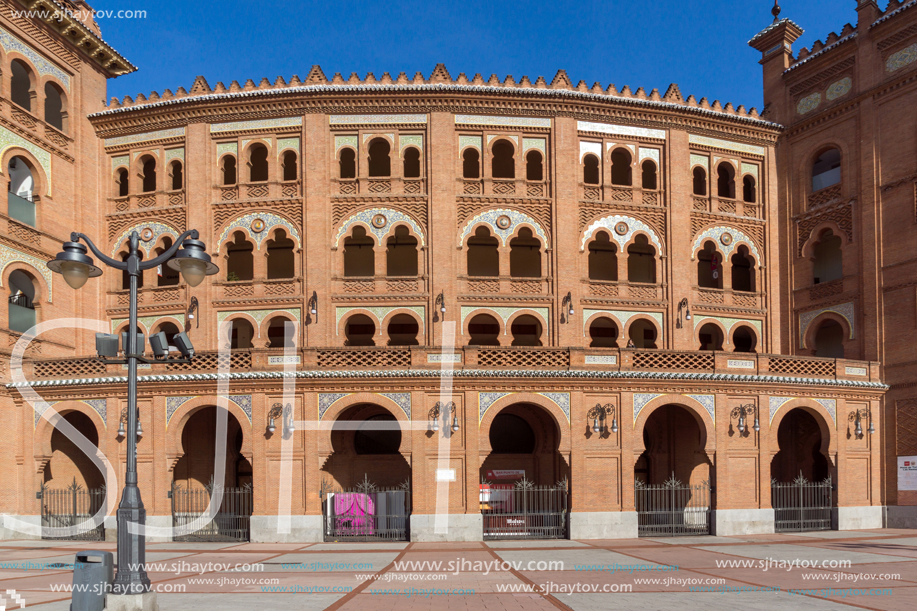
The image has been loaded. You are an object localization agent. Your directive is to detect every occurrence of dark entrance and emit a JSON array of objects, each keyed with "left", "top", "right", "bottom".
[
  {"left": 481, "top": 478, "right": 568, "bottom": 540},
  {"left": 170, "top": 479, "right": 253, "bottom": 542},
  {"left": 321, "top": 476, "right": 411, "bottom": 542},
  {"left": 771, "top": 408, "right": 833, "bottom": 532},
  {"left": 38, "top": 478, "right": 106, "bottom": 541}
]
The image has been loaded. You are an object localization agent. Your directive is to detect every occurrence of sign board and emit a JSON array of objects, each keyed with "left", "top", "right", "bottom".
[
  {"left": 435, "top": 469, "right": 456, "bottom": 482},
  {"left": 487, "top": 469, "right": 525, "bottom": 480},
  {"left": 899, "top": 456, "right": 917, "bottom": 491}
]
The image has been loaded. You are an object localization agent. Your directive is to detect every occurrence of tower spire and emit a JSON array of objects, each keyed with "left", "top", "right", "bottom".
[{"left": 772, "top": 1, "right": 781, "bottom": 23}]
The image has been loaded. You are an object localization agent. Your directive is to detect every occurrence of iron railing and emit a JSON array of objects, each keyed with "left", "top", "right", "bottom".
[
  {"left": 170, "top": 480, "right": 253, "bottom": 542},
  {"left": 772, "top": 474, "right": 833, "bottom": 532},
  {"left": 636, "top": 474, "right": 711, "bottom": 537},
  {"left": 38, "top": 478, "right": 106, "bottom": 541},
  {"left": 321, "top": 475, "right": 411, "bottom": 542},
  {"left": 481, "top": 477, "right": 568, "bottom": 540}
]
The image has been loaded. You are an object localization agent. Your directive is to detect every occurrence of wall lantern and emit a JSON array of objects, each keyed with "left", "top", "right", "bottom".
[
  {"left": 731, "top": 403, "right": 759, "bottom": 435},
  {"left": 429, "top": 401, "right": 459, "bottom": 433},
  {"left": 117, "top": 407, "right": 142, "bottom": 441},
  {"left": 848, "top": 408, "right": 875, "bottom": 439},
  {"left": 587, "top": 402, "right": 617, "bottom": 435},
  {"left": 268, "top": 402, "right": 294, "bottom": 436},
  {"left": 676, "top": 298, "right": 692, "bottom": 329}
]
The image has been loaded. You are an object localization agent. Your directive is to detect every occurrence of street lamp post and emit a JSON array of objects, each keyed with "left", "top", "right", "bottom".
[{"left": 47, "top": 229, "right": 217, "bottom": 604}]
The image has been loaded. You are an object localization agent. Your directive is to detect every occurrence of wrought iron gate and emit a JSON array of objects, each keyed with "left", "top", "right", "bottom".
[
  {"left": 636, "top": 475, "right": 711, "bottom": 537},
  {"left": 321, "top": 476, "right": 411, "bottom": 542},
  {"left": 481, "top": 478, "right": 568, "bottom": 540},
  {"left": 38, "top": 478, "right": 106, "bottom": 541},
  {"left": 772, "top": 474, "right": 833, "bottom": 532},
  {"left": 170, "top": 480, "right": 252, "bottom": 542}
]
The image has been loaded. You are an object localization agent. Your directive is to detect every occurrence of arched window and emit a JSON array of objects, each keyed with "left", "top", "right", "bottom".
[
  {"left": 462, "top": 148, "right": 480, "bottom": 179},
  {"left": 229, "top": 319, "right": 254, "bottom": 349},
  {"left": 717, "top": 163, "right": 735, "bottom": 198},
  {"left": 583, "top": 154, "right": 600, "bottom": 185},
  {"left": 467, "top": 313, "right": 500, "bottom": 346},
  {"left": 733, "top": 325, "right": 757, "bottom": 353},
  {"left": 490, "top": 413, "right": 535, "bottom": 453},
  {"left": 386, "top": 225, "right": 418, "bottom": 277},
  {"left": 343, "top": 225, "right": 374, "bottom": 277},
  {"left": 225, "top": 231, "right": 254, "bottom": 281},
  {"left": 641, "top": 160, "right": 657, "bottom": 190},
  {"left": 10, "top": 59, "right": 33, "bottom": 112},
  {"left": 743, "top": 175, "right": 756, "bottom": 203},
  {"left": 491, "top": 140, "right": 515, "bottom": 179},
  {"left": 611, "top": 149, "right": 632, "bottom": 186},
  {"left": 467, "top": 226, "right": 499, "bottom": 277},
  {"left": 267, "top": 317, "right": 296, "bottom": 348},
  {"left": 44, "top": 82, "right": 66, "bottom": 131},
  {"left": 628, "top": 319, "right": 657, "bottom": 349},
  {"left": 525, "top": 150, "right": 543, "bottom": 181},
  {"left": 693, "top": 167, "right": 707, "bottom": 196},
  {"left": 627, "top": 235, "right": 656, "bottom": 283},
  {"left": 588, "top": 231, "right": 617, "bottom": 281},
  {"left": 120, "top": 250, "right": 143, "bottom": 289},
  {"left": 731, "top": 245, "right": 755, "bottom": 292},
  {"left": 354, "top": 413, "right": 401, "bottom": 454},
  {"left": 281, "top": 150, "right": 297, "bottom": 181},
  {"left": 154, "top": 237, "right": 180, "bottom": 286},
  {"left": 403, "top": 148, "right": 420, "bottom": 178},
  {"left": 8, "top": 269, "right": 36, "bottom": 333},
  {"left": 7, "top": 156, "right": 35, "bottom": 226},
  {"left": 169, "top": 161, "right": 183, "bottom": 190},
  {"left": 812, "top": 148, "right": 841, "bottom": 191},
  {"left": 140, "top": 157, "right": 156, "bottom": 193},
  {"left": 510, "top": 314, "right": 542, "bottom": 346},
  {"left": 812, "top": 229, "right": 843, "bottom": 284},
  {"left": 814, "top": 319, "right": 844, "bottom": 358},
  {"left": 221, "top": 155, "right": 237, "bottom": 185},
  {"left": 368, "top": 138, "right": 391, "bottom": 177},
  {"left": 344, "top": 314, "right": 375, "bottom": 346},
  {"left": 339, "top": 148, "right": 356, "bottom": 179},
  {"left": 589, "top": 317, "right": 618, "bottom": 348},
  {"left": 116, "top": 168, "right": 129, "bottom": 197},
  {"left": 387, "top": 313, "right": 419, "bottom": 346},
  {"left": 696, "top": 241, "right": 721, "bottom": 289},
  {"left": 698, "top": 322, "right": 723, "bottom": 350},
  {"left": 248, "top": 144, "right": 268, "bottom": 182},
  {"left": 267, "top": 229, "right": 295, "bottom": 279},
  {"left": 509, "top": 227, "right": 541, "bottom": 278}
]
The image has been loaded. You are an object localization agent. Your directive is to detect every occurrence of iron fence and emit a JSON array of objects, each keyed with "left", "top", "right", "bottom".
[
  {"left": 772, "top": 474, "right": 833, "bottom": 532},
  {"left": 321, "top": 476, "right": 411, "bottom": 542},
  {"left": 481, "top": 478, "right": 568, "bottom": 540},
  {"left": 38, "top": 478, "right": 106, "bottom": 541},
  {"left": 170, "top": 480, "right": 252, "bottom": 542},
  {"left": 636, "top": 475, "right": 711, "bottom": 537}
]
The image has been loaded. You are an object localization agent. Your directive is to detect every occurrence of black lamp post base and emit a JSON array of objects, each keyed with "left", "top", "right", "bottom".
[
  {"left": 106, "top": 591, "right": 159, "bottom": 611},
  {"left": 112, "top": 503, "right": 151, "bottom": 595}
]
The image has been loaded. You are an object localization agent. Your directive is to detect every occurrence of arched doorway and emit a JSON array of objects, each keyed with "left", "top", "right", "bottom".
[
  {"left": 322, "top": 403, "right": 411, "bottom": 541},
  {"left": 171, "top": 406, "right": 252, "bottom": 541},
  {"left": 635, "top": 404, "right": 712, "bottom": 536},
  {"left": 771, "top": 408, "right": 833, "bottom": 532},
  {"left": 481, "top": 403, "right": 569, "bottom": 539}
]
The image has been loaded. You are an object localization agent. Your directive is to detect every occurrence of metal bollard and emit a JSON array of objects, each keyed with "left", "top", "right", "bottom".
[{"left": 70, "top": 551, "right": 113, "bottom": 611}]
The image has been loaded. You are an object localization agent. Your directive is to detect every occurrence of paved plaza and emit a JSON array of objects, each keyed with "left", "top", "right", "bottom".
[{"left": 0, "top": 530, "right": 915, "bottom": 609}]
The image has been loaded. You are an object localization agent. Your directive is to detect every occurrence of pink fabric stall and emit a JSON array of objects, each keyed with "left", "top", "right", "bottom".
[{"left": 334, "top": 493, "right": 375, "bottom": 535}]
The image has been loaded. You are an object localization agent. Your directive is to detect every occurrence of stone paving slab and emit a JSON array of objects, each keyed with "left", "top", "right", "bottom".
[
  {"left": 644, "top": 535, "right": 754, "bottom": 545},
  {"left": 565, "top": 591, "right": 853, "bottom": 610},
  {"left": 485, "top": 539, "right": 590, "bottom": 548},
  {"left": 269, "top": 551, "right": 399, "bottom": 569},
  {"left": 492, "top": 548, "right": 673, "bottom": 570},
  {"left": 307, "top": 542, "right": 409, "bottom": 551},
  {"left": 779, "top": 530, "right": 893, "bottom": 540},
  {"left": 694, "top": 543, "right": 915, "bottom": 565}
]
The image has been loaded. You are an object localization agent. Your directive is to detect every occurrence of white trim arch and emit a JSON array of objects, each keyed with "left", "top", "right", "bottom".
[
  {"left": 217, "top": 212, "right": 301, "bottom": 252},
  {"left": 334, "top": 208, "right": 426, "bottom": 248},
  {"left": 580, "top": 215, "right": 662, "bottom": 253},
  {"left": 110, "top": 222, "right": 180, "bottom": 258},
  {"left": 691, "top": 226, "right": 761, "bottom": 262},
  {"left": 458, "top": 208, "right": 550, "bottom": 248}
]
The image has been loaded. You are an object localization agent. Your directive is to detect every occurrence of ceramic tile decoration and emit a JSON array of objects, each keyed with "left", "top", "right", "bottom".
[
  {"left": 486, "top": 134, "right": 518, "bottom": 147},
  {"left": 845, "top": 366, "right": 867, "bottom": 376},
  {"left": 687, "top": 134, "right": 766, "bottom": 157},
  {"left": 241, "top": 138, "right": 271, "bottom": 152},
  {"left": 330, "top": 114, "right": 427, "bottom": 125},
  {"left": 110, "top": 314, "right": 186, "bottom": 334},
  {"left": 799, "top": 302, "right": 855, "bottom": 348},
  {"left": 609, "top": 142, "right": 636, "bottom": 156},
  {"left": 796, "top": 92, "right": 821, "bottom": 115},
  {"left": 693, "top": 315, "right": 763, "bottom": 336},
  {"left": 537, "top": 392, "right": 570, "bottom": 420},
  {"left": 458, "top": 208, "right": 549, "bottom": 248},
  {"left": 741, "top": 162, "right": 759, "bottom": 180},
  {"left": 479, "top": 392, "right": 511, "bottom": 420},
  {"left": 0, "top": 243, "right": 54, "bottom": 302},
  {"left": 727, "top": 359, "right": 756, "bottom": 369},
  {"left": 580, "top": 141, "right": 602, "bottom": 161},
  {"left": 399, "top": 134, "right": 423, "bottom": 154},
  {"left": 0, "top": 126, "right": 52, "bottom": 195},
  {"left": 691, "top": 226, "right": 761, "bottom": 261},
  {"left": 210, "top": 117, "right": 302, "bottom": 132},
  {"left": 228, "top": 395, "right": 253, "bottom": 422},
  {"left": 111, "top": 222, "right": 180, "bottom": 257},
  {"left": 886, "top": 43, "right": 917, "bottom": 72},
  {"left": 580, "top": 214, "right": 662, "bottom": 252},
  {"left": 577, "top": 121, "right": 666, "bottom": 140},
  {"left": 634, "top": 393, "right": 664, "bottom": 420},
  {"left": 335, "top": 305, "right": 424, "bottom": 331},
  {"left": 690, "top": 153, "right": 709, "bottom": 169},
  {"left": 458, "top": 135, "right": 482, "bottom": 151},
  {"left": 165, "top": 148, "right": 184, "bottom": 162},
  {"left": 639, "top": 147, "right": 660, "bottom": 164},
  {"left": 814, "top": 398, "right": 836, "bottom": 424},
  {"left": 111, "top": 155, "right": 129, "bottom": 170},
  {"left": 0, "top": 26, "right": 70, "bottom": 90},
  {"left": 585, "top": 355, "right": 618, "bottom": 365},
  {"left": 428, "top": 353, "right": 461, "bottom": 363},
  {"left": 334, "top": 135, "right": 358, "bottom": 153},
  {"left": 380, "top": 393, "right": 411, "bottom": 419},
  {"left": 335, "top": 208, "right": 425, "bottom": 247},
  {"left": 105, "top": 127, "right": 185, "bottom": 148},
  {"left": 362, "top": 132, "right": 394, "bottom": 144},
  {"left": 826, "top": 77, "right": 852, "bottom": 100},
  {"left": 769, "top": 396, "right": 788, "bottom": 422},
  {"left": 686, "top": 394, "right": 716, "bottom": 424},
  {"left": 45, "top": 399, "right": 107, "bottom": 427},
  {"left": 461, "top": 306, "right": 551, "bottom": 336},
  {"left": 218, "top": 212, "right": 302, "bottom": 250},
  {"left": 166, "top": 396, "right": 197, "bottom": 425},
  {"left": 268, "top": 355, "right": 301, "bottom": 365},
  {"left": 456, "top": 114, "right": 551, "bottom": 128},
  {"left": 582, "top": 309, "right": 664, "bottom": 342},
  {"left": 132, "top": 150, "right": 158, "bottom": 162},
  {"left": 217, "top": 308, "right": 302, "bottom": 329},
  {"left": 523, "top": 138, "right": 546, "bottom": 155},
  {"left": 216, "top": 141, "right": 238, "bottom": 157},
  {"left": 277, "top": 138, "right": 300, "bottom": 153},
  {"left": 318, "top": 393, "right": 348, "bottom": 419}
]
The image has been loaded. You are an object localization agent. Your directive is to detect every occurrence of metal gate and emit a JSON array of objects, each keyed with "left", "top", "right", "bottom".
[
  {"left": 636, "top": 475, "right": 711, "bottom": 537},
  {"left": 772, "top": 474, "right": 833, "bottom": 532},
  {"left": 321, "top": 476, "right": 411, "bottom": 542},
  {"left": 38, "top": 479, "right": 106, "bottom": 541},
  {"left": 170, "top": 480, "right": 252, "bottom": 542},
  {"left": 482, "top": 478, "right": 568, "bottom": 540}
]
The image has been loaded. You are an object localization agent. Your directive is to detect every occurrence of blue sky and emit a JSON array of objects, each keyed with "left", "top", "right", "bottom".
[{"left": 94, "top": 0, "right": 861, "bottom": 109}]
